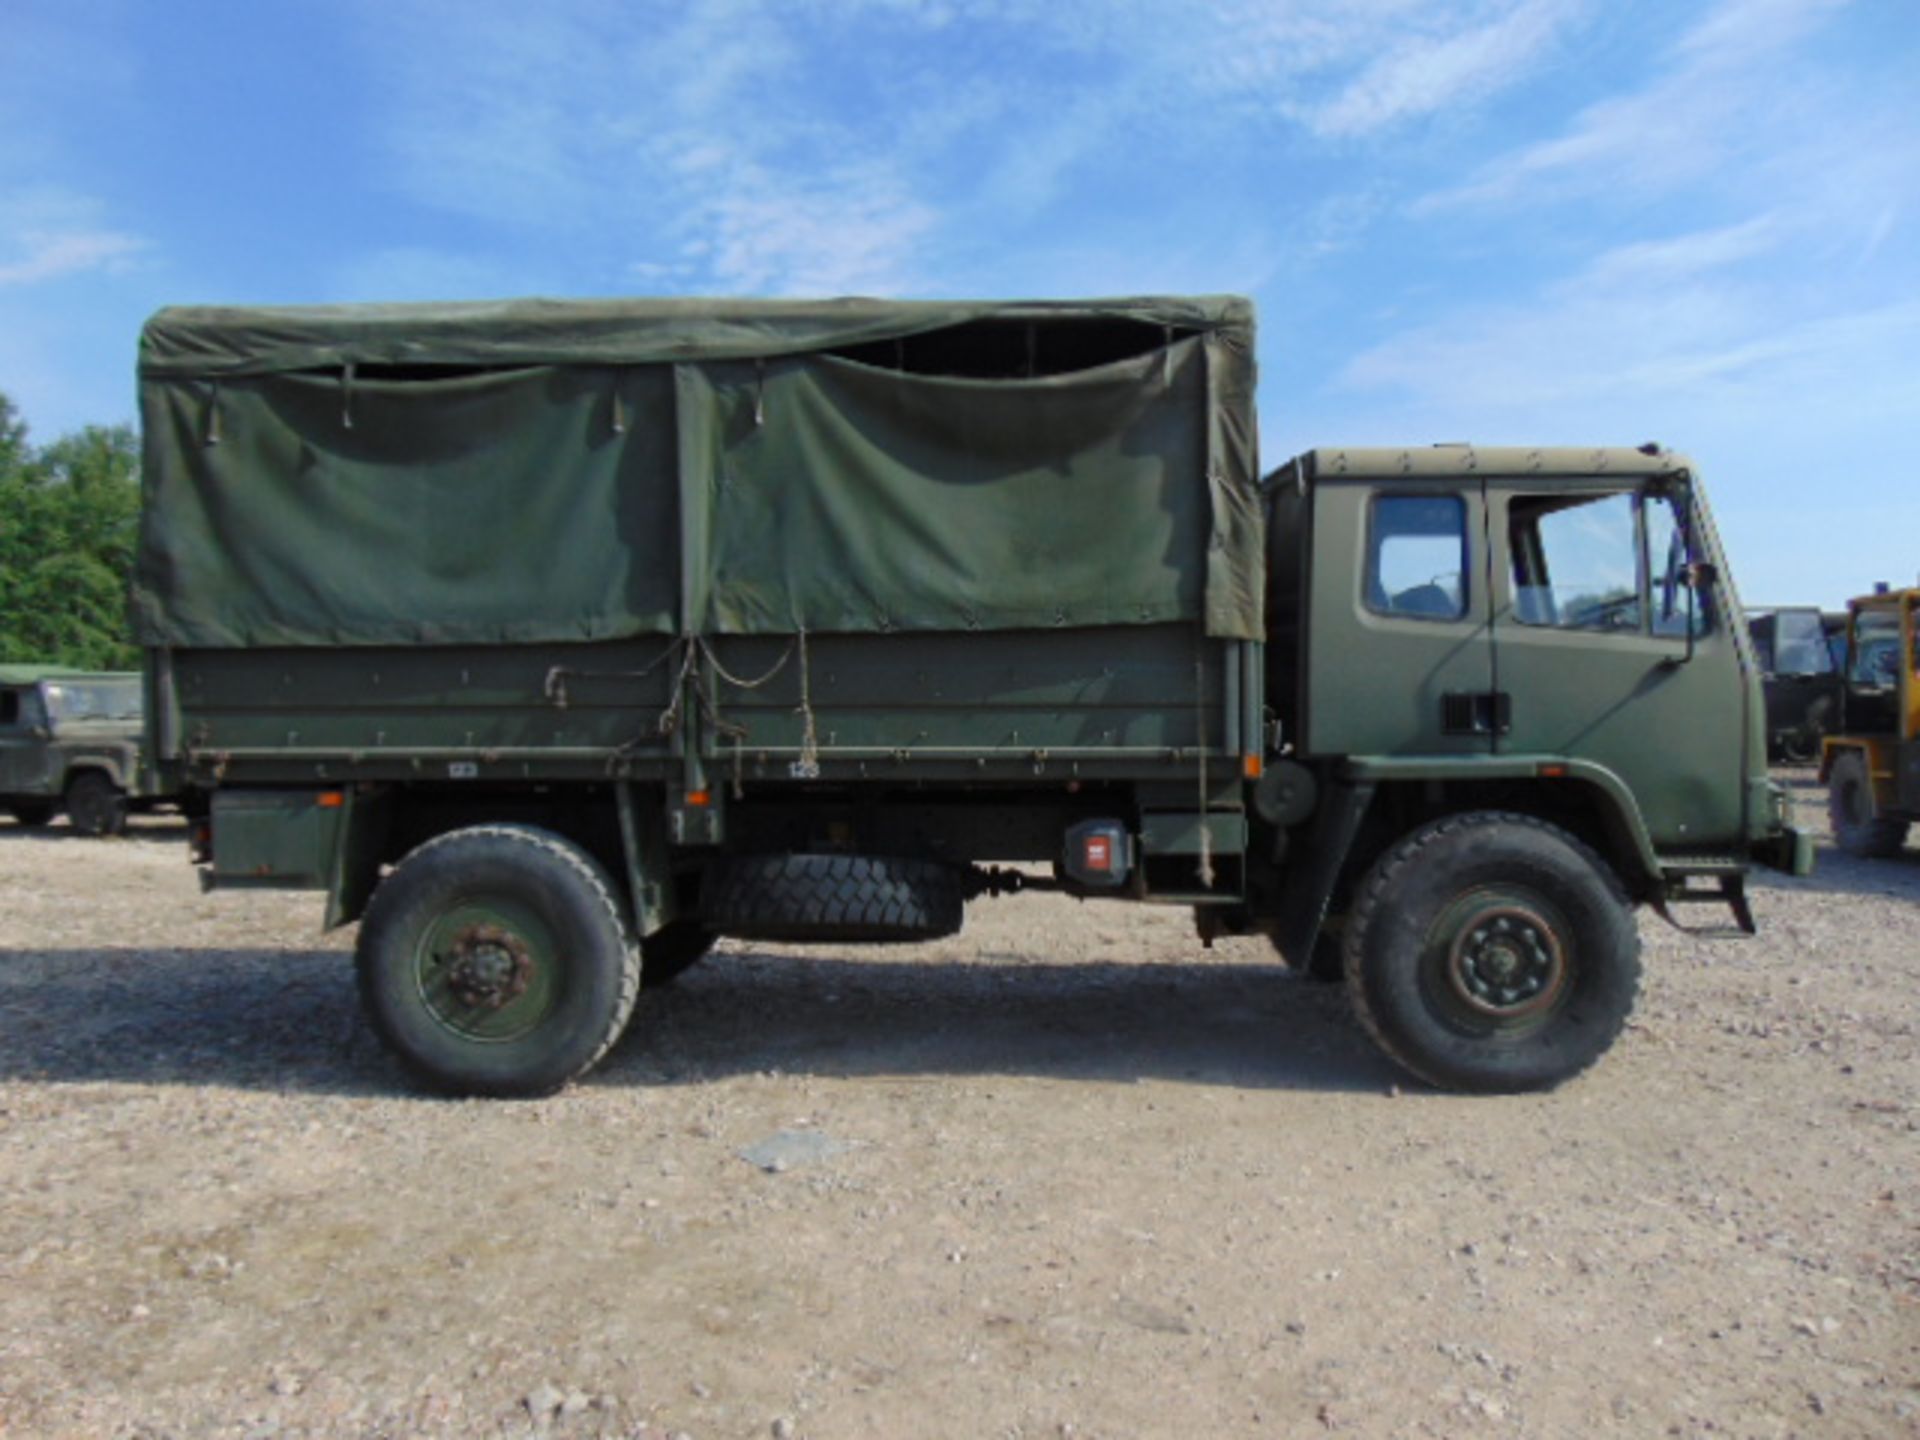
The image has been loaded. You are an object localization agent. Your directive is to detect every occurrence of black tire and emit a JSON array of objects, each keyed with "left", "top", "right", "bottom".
[
  {"left": 1779, "top": 729, "right": 1821, "bottom": 765},
  {"left": 703, "top": 853, "right": 964, "bottom": 942},
  {"left": 8, "top": 799, "right": 56, "bottom": 827},
  {"left": 1827, "top": 750, "right": 1908, "bottom": 858},
  {"left": 641, "top": 920, "right": 718, "bottom": 987},
  {"left": 1343, "top": 812, "right": 1641, "bottom": 1093},
  {"left": 65, "top": 772, "right": 128, "bottom": 837},
  {"left": 355, "top": 825, "right": 640, "bottom": 1097}
]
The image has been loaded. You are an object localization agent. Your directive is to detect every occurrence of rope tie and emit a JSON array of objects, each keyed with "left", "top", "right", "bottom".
[{"left": 794, "top": 626, "right": 821, "bottom": 779}]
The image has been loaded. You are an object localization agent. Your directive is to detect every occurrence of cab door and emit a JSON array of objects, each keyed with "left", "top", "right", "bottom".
[
  {"left": 1485, "top": 478, "right": 1747, "bottom": 848},
  {"left": 1302, "top": 477, "right": 1495, "bottom": 757},
  {"left": 0, "top": 686, "right": 48, "bottom": 795}
]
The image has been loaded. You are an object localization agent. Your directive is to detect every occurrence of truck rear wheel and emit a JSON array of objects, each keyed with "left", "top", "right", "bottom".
[
  {"left": 1343, "top": 812, "right": 1640, "bottom": 1093},
  {"left": 65, "top": 772, "right": 128, "bottom": 837},
  {"left": 8, "top": 800, "right": 56, "bottom": 827},
  {"left": 355, "top": 825, "right": 640, "bottom": 1097},
  {"left": 1827, "top": 750, "right": 1908, "bottom": 858}
]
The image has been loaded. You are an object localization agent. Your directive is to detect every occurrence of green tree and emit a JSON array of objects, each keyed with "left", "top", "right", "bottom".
[{"left": 0, "top": 391, "right": 143, "bottom": 670}]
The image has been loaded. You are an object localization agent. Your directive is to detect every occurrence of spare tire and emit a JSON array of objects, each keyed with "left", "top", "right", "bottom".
[{"left": 702, "top": 854, "right": 964, "bottom": 943}]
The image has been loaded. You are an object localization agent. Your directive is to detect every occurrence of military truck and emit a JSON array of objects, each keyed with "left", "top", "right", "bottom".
[
  {"left": 1821, "top": 586, "right": 1919, "bottom": 857},
  {"left": 0, "top": 666, "right": 160, "bottom": 835},
  {"left": 133, "top": 295, "right": 1808, "bottom": 1097},
  {"left": 1747, "top": 606, "right": 1847, "bottom": 763}
]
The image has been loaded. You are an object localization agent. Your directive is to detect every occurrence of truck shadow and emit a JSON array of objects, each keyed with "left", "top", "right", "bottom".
[
  {"left": 0, "top": 947, "right": 1394, "bottom": 1096},
  {"left": 610, "top": 952, "right": 1395, "bottom": 1093},
  {"left": 1, "top": 820, "right": 192, "bottom": 845}
]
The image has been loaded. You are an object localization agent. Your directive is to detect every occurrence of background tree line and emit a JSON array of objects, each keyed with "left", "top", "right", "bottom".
[{"left": 0, "top": 389, "right": 142, "bottom": 671}]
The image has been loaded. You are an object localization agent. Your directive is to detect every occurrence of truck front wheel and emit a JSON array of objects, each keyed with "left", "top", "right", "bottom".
[
  {"left": 1343, "top": 812, "right": 1640, "bottom": 1093},
  {"left": 355, "top": 825, "right": 640, "bottom": 1097},
  {"left": 65, "top": 772, "right": 129, "bottom": 837}
]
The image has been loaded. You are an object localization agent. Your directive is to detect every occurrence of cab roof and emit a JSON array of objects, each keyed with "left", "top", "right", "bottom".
[
  {"left": 1277, "top": 444, "right": 1693, "bottom": 483},
  {"left": 1847, "top": 587, "right": 1920, "bottom": 612}
]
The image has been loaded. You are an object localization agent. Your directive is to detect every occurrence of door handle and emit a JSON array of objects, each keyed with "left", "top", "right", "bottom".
[{"left": 1443, "top": 691, "right": 1512, "bottom": 735}]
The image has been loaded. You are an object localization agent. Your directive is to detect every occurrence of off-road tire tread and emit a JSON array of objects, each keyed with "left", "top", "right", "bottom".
[
  {"left": 703, "top": 853, "right": 963, "bottom": 942},
  {"left": 65, "top": 771, "right": 128, "bottom": 837},
  {"left": 1826, "top": 751, "right": 1907, "bottom": 858},
  {"left": 356, "top": 824, "right": 640, "bottom": 1097},
  {"left": 1343, "top": 810, "right": 1640, "bottom": 1093}
]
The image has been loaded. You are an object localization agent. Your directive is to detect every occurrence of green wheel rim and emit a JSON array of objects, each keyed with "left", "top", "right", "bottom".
[
  {"left": 1419, "top": 886, "right": 1572, "bottom": 1038},
  {"left": 412, "top": 896, "right": 564, "bottom": 1043}
]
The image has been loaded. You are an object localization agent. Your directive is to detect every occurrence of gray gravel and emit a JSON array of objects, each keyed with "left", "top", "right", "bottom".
[{"left": 0, "top": 774, "right": 1916, "bottom": 1438}]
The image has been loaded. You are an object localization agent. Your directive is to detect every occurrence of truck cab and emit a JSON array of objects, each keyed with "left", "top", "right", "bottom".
[
  {"left": 1266, "top": 446, "right": 1797, "bottom": 885},
  {"left": 1747, "top": 606, "right": 1846, "bottom": 762}
]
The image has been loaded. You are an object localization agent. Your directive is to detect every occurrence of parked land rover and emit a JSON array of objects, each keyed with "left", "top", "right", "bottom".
[{"left": 0, "top": 666, "right": 161, "bottom": 835}]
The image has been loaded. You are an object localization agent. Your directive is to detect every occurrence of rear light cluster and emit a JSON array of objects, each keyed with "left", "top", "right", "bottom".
[{"left": 1063, "top": 818, "right": 1132, "bottom": 888}]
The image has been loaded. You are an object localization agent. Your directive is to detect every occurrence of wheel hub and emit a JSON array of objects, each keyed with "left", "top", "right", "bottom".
[
  {"left": 441, "top": 923, "right": 534, "bottom": 1009},
  {"left": 1448, "top": 905, "right": 1566, "bottom": 1017}
]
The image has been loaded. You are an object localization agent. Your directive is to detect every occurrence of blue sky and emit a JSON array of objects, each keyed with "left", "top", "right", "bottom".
[{"left": 3, "top": 0, "right": 1916, "bottom": 607}]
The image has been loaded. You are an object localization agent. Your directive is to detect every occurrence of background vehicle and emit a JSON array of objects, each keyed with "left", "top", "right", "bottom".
[
  {"left": 1746, "top": 606, "right": 1846, "bottom": 762},
  {"left": 0, "top": 666, "right": 162, "bottom": 835},
  {"left": 133, "top": 295, "right": 1808, "bottom": 1097},
  {"left": 1821, "top": 586, "right": 1919, "bottom": 857}
]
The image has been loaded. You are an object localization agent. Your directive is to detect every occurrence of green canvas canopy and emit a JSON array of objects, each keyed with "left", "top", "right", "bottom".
[{"left": 133, "top": 295, "right": 1261, "bottom": 647}]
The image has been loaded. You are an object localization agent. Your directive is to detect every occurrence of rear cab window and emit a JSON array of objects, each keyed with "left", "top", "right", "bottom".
[{"left": 1365, "top": 494, "right": 1469, "bottom": 621}]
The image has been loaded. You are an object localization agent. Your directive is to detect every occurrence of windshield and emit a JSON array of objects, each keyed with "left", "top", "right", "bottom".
[
  {"left": 1771, "top": 609, "right": 1833, "bottom": 676},
  {"left": 42, "top": 680, "right": 142, "bottom": 725},
  {"left": 1849, "top": 611, "right": 1903, "bottom": 686}
]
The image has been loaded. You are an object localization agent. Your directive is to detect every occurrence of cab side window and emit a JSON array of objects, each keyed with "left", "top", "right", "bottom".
[
  {"left": 1366, "top": 494, "right": 1468, "bottom": 621},
  {"left": 1509, "top": 493, "right": 1640, "bottom": 630},
  {"left": 1508, "top": 489, "right": 1711, "bottom": 636},
  {"left": 0, "top": 691, "right": 17, "bottom": 726}
]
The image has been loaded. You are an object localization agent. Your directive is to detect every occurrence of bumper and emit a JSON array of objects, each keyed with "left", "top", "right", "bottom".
[{"left": 1752, "top": 824, "right": 1816, "bottom": 877}]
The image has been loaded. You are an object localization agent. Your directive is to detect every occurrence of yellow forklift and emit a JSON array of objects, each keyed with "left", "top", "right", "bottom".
[{"left": 1821, "top": 585, "right": 1920, "bottom": 857}]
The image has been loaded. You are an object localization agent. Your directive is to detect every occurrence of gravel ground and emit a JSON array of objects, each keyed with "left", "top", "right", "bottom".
[{"left": 0, "top": 775, "right": 1915, "bottom": 1439}]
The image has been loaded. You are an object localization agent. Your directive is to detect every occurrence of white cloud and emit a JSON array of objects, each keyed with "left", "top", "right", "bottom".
[
  {"left": 1418, "top": 0, "right": 1852, "bottom": 210},
  {"left": 0, "top": 191, "right": 146, "bottom": 287},
  {"left": 0, "top": 228, "right": 144, "bottom": 286},
  {"left": 1335, "top": 203, "right": 1916, "bottom": 415},
  {"left": 350, "top": 0, "right": 1597, "bottom": 295},
  {"left": 1307, "top": 0, "right": 1583, "bottom": 138}
]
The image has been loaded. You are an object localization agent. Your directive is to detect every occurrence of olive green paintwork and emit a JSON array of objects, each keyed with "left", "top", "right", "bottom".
[
  {"left": 1281, "top": 447, "right": 1770, "bottom": 862},
  {"left": 143, "top": 295, "right": 1805, "bottom": 929},
  {"left": 0, "top": 670, "right": 161, "bottom": 816},
  {"left": 206, "top": 789, "right": 347, "bottom": 886}
]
